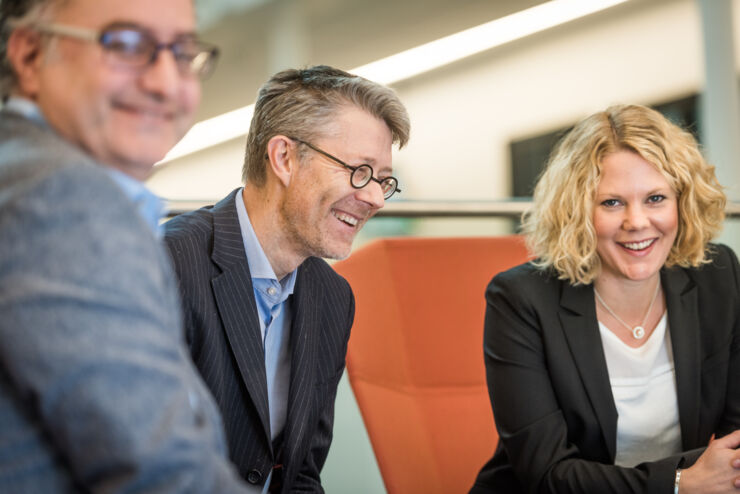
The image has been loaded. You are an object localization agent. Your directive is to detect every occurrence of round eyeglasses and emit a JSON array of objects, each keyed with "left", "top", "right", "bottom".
[
  {"left": 29, "top": 22, "right": 219, "bottom": 79},
  {"left": 290, "top": 137, "right": 401, "bottom": 200}
]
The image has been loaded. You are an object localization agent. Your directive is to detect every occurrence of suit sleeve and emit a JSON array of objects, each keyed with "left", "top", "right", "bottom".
[
  {"left": 484, "top": 271, "right": 692, "bottom": 494},
  {"left": 715, "top": 244, "right": 740, "bottom": 437},
  {"left": 290, "top": 282, "right": 355, "bottom": 493},
  {"left": 0, "top": 166, "right": 247, "bottom": 493}
]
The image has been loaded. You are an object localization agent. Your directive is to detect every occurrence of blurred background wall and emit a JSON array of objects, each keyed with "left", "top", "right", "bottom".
[{"left": 148, "top": 1, "right": 740, "bottom": 491}]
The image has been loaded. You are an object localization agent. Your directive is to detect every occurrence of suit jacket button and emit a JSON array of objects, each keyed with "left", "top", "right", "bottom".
[{"left": 247, "top": 469, "right": 262, "bottom": 484}]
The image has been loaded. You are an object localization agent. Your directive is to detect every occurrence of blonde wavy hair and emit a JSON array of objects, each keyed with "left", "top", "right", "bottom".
[{"left": 522, "top": 104, "right": 726, "bottom": 285}]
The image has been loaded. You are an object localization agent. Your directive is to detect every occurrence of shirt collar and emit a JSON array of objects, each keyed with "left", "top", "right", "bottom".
[
  {"left": 234, "top": 188, "right": 297, "bottom": 294},
  {"left": 4, "top": 97, "right": 166, "bottom": 236},
  {"left": 105, "top": 167, "right": 167, "bottom": 237},
  {"left": 3, "top": 96, "right": 48, "bottom": 127}
]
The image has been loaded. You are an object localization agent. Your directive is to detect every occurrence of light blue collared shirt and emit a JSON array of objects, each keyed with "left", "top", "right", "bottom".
[
  {"left": 104, "top": 168, "right": 166, "bottom": 236},
  {"left": 3, "top": 97, "right": 166, "bottom": 236},
  {"left": 235, "top": 189, "right": 297, "bottom": 494}
]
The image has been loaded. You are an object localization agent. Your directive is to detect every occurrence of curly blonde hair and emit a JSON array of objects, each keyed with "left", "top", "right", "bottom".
[{"left": 522, "top": 104, "right": 726, "bottom": 285}]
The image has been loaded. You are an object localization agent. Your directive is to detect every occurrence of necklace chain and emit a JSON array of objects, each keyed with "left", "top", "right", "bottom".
[{"left": 594, "top": 281, "right": 661, "bottom": 340}]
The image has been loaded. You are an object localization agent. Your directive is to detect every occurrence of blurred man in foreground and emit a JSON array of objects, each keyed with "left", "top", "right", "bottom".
[{"left": 0, "top": 0, "right": 252, "bottom": 491}]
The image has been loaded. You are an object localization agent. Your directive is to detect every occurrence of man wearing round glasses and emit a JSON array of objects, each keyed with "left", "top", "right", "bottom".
[
  {"left": 0, "top": 0, "right": 252, "bottom": 492},
  {"left": 164, "top": 65, "right": 410, "bottom": 492}
]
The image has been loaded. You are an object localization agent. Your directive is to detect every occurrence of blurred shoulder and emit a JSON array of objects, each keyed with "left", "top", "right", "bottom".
[{"left": 0, "top": 113, "right": 122, "bottom": 203}]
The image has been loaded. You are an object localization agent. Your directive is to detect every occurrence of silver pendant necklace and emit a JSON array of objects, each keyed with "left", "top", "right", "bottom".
[{"left": 594, "top": 281, "right": 661, "bottom": 340}]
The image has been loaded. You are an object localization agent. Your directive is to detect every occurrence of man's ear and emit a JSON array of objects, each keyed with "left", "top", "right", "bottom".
[
  {"left": 266, "top": 135, "right": 297, "bottom": 187},
  {"left": 6, "top": 27, "right": 44, "bottom": 99}
]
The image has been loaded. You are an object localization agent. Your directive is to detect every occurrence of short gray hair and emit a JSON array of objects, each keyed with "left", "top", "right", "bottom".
[
  {"left": 0, "top": 0, "right": 62, "bottom": 100},
  {"left": 243, "top": 65, "right": 410, "bottom": 186}
]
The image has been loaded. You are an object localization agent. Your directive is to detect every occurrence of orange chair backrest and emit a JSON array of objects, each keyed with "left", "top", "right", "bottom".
[{"left": 333, "top": 236, "right": 531, "bottom": 494}]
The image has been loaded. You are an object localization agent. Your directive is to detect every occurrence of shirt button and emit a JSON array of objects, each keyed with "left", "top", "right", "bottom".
[
  {"left": 267, "top": 287, "right": 277, "bottom": 296},
  {"left": 187, "top": 390, "right": 205, "bottom": 427},
  {"left": 247, "top": 469, "right": 263, "bottom": 484}
]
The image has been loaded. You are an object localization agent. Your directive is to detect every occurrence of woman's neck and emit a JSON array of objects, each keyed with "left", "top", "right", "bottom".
[{"left": 593, "top": 272, "right": 665, "bottom": 347}]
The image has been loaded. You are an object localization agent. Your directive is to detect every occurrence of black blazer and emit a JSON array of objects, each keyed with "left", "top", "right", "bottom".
[
  {"left": 164, "top": 189, "right": 354, "bottom": 493},
  {"left": 471, "top": 244, "right": 740, "bottom": 494}
]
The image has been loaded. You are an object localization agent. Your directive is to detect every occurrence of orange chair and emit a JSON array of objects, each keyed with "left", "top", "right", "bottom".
[{"left": 333, "top": 236, "right": 531, "bottom": 494}]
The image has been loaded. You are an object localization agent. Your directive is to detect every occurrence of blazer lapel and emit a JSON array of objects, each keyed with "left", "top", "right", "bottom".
[
  {"left": 281, "top": 260, "right": 320, "bottom": 473},
  {"left": 210, "top": 189, "right": 271, "bottom": 443},
  {"left": 662, "top": 267, "right": 700, "bottom": 449},
  {"left": 559, "top": 282, "right": 618, "bottom": 460}
]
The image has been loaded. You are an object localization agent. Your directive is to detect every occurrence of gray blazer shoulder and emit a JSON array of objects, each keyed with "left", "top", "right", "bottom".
[{"left": 0, "top": 112, "right": 248, "bottom": 493}]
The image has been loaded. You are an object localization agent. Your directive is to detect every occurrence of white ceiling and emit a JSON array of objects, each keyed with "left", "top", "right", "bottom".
[
  {"left": 193, "top": 0, "right": 547, "bottom": 120},
  {"left": 196, "top": 0, "right": 270, "bottom": 30}
]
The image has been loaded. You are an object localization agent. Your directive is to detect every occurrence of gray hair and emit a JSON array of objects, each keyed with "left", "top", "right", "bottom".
[
  {"left": 243, "top": 65, "right": 410, "bottom": 186},
  {"left": 0, "top": 0, "right": 62, "bottom": 100}
]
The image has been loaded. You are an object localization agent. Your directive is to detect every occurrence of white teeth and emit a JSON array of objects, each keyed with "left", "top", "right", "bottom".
[
  {"left": 622, "top": 239, "right": 655, "bottom": 250},
  {"left": 332, "top": 211, "right": 358, "bottom": 226}
]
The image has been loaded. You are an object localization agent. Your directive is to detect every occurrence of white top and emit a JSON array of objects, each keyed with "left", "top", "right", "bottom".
[{"left": 598, "top": 312, "right": 682, "bottom": 467}]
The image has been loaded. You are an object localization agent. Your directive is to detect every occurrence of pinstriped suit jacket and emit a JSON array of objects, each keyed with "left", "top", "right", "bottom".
[{"left": 164, "top": 188, "right": 354, "bottom": 493}]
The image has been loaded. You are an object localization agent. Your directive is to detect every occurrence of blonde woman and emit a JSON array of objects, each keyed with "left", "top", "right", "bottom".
[{"left": 471, "top": 105, "right": 740, "bottom": 494}]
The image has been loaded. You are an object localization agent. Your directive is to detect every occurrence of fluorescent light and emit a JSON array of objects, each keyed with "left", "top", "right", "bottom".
[
  {"left": 353, "top": 0, "right": 628, "bottom": 84},
  {"left": 159, "top": 0, "right": 628, "bottom": 164},
  {"left": 160, "top": 105, "right": 255, "bottom": 162}
]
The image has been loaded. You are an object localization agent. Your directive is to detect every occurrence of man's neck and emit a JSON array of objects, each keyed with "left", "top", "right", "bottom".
[
  {"left": 242, "top": 184, "right": 304, "bottom": 280},
  {"left": 9, "top": 94, "right": 153, "bottom": 181}
]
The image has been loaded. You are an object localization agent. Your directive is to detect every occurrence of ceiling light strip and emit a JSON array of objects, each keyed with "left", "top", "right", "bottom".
[
  {"left": 353, "top": 0, "right": 628, "bottom": 84},
  {"left": 160, "top": 0, "right": 628, "bottom": 164}
]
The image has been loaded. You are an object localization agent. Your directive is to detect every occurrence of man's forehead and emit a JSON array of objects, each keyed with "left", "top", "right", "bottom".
[{"left": 53, "top": 0, "right": 195, "bottom": 35}]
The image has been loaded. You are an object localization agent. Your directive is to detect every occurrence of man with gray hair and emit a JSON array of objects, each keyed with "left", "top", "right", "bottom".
[
  {"left": 164, "top": 65, "right": 410, "bottom": 492},
  {"left": 0, "top": 0, "right": 253, "bottom": 491}
]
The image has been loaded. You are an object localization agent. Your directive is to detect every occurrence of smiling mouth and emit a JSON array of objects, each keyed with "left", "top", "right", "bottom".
[
  {"left": 332, "top": 210, "right": 360, "bottom": 227},
  {"left": 619, "top": 238, "right": 656, "bottom": 251},
  {"left": 115, "top": 103, "right": 175, "bottom": 120}
]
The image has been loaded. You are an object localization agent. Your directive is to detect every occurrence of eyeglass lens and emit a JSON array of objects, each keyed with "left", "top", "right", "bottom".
[
  {"left": 292, "top": 138, "right": 400, "bottom": 199},
  {"left": 350, "top": 165, "right": 373, "bottom": 187},
  {"left": 350, "top": 166, "right": 397, "bottom": 199},
  {"left": 380, "top": 177, "right": 398, "bottom": 198},
  {"left": 100, "top": 27, "right": 217, "bottom": 78}
]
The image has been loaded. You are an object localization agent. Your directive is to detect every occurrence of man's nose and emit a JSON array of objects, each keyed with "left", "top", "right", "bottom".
[
  {"left": 355, "top": 180, "right": 385, "bottom": 210},
  {"left": 138, "top": 48, "right": 184, "bottom": 99}
]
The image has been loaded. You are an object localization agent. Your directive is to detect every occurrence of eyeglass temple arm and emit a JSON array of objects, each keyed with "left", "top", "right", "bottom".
[{"left": 32, "top": 23, "right": 99, "bottom": 42}]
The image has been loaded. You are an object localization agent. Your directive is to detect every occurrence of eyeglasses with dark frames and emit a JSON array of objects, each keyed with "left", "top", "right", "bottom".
[
  {"left": 29, "top": 22, "right": 219, "bottom": 79},
  {"left": 290, "top": 137, "right": 401, "bottom": 200}
]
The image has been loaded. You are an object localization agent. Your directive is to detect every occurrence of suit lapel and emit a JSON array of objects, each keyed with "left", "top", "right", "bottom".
[
  {"left": 210, "top": 189, "right": 271, "bottom": 444},
  {"left": 281, "top": 260, "right": 320, "bottom": 473},
  {"left": 559, "top": 281, "right": 618, "bottom": 460},
  {"left": 662, "top": 267, "right": 700, "bottom": 449}
]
